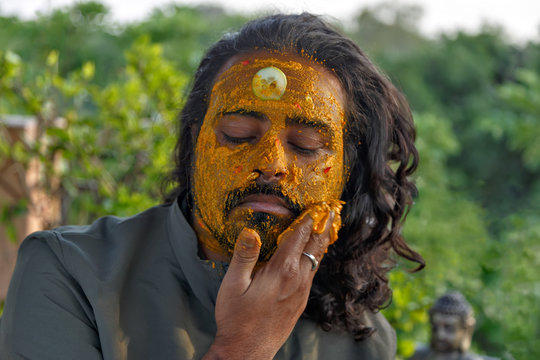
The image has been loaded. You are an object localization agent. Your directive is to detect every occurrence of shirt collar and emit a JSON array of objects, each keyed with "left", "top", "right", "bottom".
[{"left": 166, "top": 197, "right": 228, "bottom": 312}]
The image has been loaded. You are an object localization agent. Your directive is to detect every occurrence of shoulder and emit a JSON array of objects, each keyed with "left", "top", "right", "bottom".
[
  {"left": 17, "top": 203, "right": 174, "bottom": 281},
  {"left": 53, "top": 203, "right": 171, "bottom": 246},
  {"left": 280, "top": 310, "right": 396, "bottom": 360},
  {"left": 360, "top": 309, "right": 397, "bottom": 353},
  {"left": 408, "top": 346, "right": 430, "bottom": 360}
]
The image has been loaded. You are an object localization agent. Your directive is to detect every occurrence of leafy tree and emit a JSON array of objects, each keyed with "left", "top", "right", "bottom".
[
  {"left": 0, "top": 2, "right": 248, "bottom": 85},
  {"left": 348, "top": 1, "right": 428, "bottom": 58},
  {"left": 122, "top": 4, "right": 249, "bottom": 74},
  {"left": 475, "top": 69, "right": 540, "bottom": 359},
  {"left": 482, "top": 70, "right": 540, "bottom": 171},
  {"left": 0, "top": 37, "right": 188, "bottom": 229},
  {"left": 351, "top": 5, "right": 539, "bottom": 358},
  {"left": 383, "top": 112, "right": 489, "bottom": 358},
  {"left": 0, "top": 2, "right": 125, "bottom": 85}
]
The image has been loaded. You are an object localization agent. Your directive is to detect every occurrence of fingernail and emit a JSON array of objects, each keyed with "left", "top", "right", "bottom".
[{"left": 238, "top": 228, "right": 261, "bottom": 249}]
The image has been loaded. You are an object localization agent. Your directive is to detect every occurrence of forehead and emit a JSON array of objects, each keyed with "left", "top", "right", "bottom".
[
  {"left": 432, "top": 313, "right": 461, "bottom": 326},
  {"left": 208, "top": 50, "right": 346, "bottom": 121}
]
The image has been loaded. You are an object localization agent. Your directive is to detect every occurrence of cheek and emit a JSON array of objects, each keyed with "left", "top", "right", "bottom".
[
  {"left": 194, "top": 126, "right": 257, "bottom": 203},
  {"left": 285, "top": 152, "right": 344, "bottom": 205},
  {"left": 451, "top": 329, "right": 464, "bottom": 343}
]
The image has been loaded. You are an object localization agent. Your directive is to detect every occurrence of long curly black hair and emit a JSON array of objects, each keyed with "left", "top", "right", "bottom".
[{"left": 163, "top": 13, "right": 424, "bottom": 341}]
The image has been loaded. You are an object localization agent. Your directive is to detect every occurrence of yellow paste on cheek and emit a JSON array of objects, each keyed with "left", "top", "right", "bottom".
[
  {"left": 310, "top": 200, "right": 344, "bottom": 244},
  {"left": 276, "top": 199, "right": 344, "bottom": 249},
  {"left": 193, "top": 56, "right": 347, "bottom": 257}
]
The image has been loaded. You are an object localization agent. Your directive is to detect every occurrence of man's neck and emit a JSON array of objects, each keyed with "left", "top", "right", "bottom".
[{"left": 191, "top": 212, "right": 232, "bottom": 263}]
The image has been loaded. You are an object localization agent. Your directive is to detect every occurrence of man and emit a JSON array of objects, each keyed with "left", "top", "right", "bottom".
[
  {"left": 0, "top": 13, "right": 423, "bottom": 359},
  {"left": 409, "top": 292, "right": 495, "bottom": 360}
]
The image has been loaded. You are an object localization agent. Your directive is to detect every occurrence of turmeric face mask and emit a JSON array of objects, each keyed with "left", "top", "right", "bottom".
[{"left": 192, "top": 51, "right": 346, "bottom": 260}]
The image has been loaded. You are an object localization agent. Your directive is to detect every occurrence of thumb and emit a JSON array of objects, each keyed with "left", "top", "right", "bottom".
[{"left": 224, "top": 228, "right": 261, "bottom": 292}]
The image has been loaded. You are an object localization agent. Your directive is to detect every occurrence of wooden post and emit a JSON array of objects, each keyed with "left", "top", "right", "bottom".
[{"left": 0, "top": 115, "right": 61, "bottom": 301}]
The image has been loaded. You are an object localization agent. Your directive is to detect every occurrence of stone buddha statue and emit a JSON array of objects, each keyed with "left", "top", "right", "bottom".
[{"left": 409, "top": 292, "right": 487, "bottom": 360}]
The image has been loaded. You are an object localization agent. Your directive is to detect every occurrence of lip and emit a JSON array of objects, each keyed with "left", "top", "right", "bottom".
[
  {"left": 236, "top": 194, "right": 293, "bottom": 216},
  {"left": 432, "top": 341, "right": 451, "bottom": 351}
]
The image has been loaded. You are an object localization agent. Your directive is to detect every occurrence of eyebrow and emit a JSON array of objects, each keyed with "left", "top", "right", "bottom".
[
  {"left": 222, "top": 110, "right": 334, "bottom": 136},
  {"left": 221, "top": 109, "right": 267, "bottom": 122},
  {"left": 286, "top": 116, "right": 332, "bottom": 134}
]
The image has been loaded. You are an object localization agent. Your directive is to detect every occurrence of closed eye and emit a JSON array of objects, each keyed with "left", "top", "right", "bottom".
[
  {"left": 288, "top": 142, "right": 319, "bottom": 155},
  {"left": 223, "top": 133, "right": 256, "bottom": 144}
]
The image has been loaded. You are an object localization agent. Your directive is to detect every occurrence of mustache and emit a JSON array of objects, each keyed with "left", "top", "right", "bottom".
[{"left": 224, "top": 183, "right": 303, "bottom": 216}]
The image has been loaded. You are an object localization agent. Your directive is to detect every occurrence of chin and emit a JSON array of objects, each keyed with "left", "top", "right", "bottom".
[
  {"left": 216, "top": 210, "right": 295, "bottom": 261},
  {"left": 249, "top": 211, "right": 294, "bottom": 260},
  {"left": 431, "top": 342, "right": 453, "bottom": 353}
]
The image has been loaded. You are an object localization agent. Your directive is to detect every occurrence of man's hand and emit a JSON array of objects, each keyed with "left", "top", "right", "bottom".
[{"left": 203, "top": 206, "right": 339, "bottom": 360}]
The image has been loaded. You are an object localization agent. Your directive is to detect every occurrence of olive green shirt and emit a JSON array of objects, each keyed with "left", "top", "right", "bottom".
[{"left": 0, "top": 200, "right": 396, "bottom": 359}]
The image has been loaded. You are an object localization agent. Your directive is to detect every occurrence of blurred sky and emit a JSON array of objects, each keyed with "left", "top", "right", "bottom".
[{"left": 1, "top": 0, "right": 539, "bottom": 42}]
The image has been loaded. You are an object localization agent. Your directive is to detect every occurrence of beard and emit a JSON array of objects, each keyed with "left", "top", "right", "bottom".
[
  {"left": 215, "top": 211, "right": 292, "bottom": 261},
  {"left": 209, "top": 183, "right": 303, "bottom": 261}
]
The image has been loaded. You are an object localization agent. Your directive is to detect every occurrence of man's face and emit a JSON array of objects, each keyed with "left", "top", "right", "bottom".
[
  {"left": 430, "top": 313, "right": 468, "bottom": 353},
  {"left": 192, "top": 50, "right": 346, "bottom": 260}
]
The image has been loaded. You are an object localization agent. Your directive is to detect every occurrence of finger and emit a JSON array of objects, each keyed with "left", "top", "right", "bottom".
[
  {"left": 301, "top": 210, "right": 336, "bottom": 275},
  {"left": 223, "top": 228, "right": 261, "bottom": 293},
  {"left": 270, "top": 211, "right": 314, "bottom": 264}
]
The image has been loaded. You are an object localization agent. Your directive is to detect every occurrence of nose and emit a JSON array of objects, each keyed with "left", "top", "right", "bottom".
[
  {"left": 255, "top": 138, "right": 288, "bottom": 184},
  {"left": 434, "top": 326, "right": 448, "bottom": 341}
]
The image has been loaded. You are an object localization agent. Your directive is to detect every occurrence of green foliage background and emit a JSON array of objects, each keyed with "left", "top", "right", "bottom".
[{"left": 1, "top": 2, "right": 539, "bottom": 359}]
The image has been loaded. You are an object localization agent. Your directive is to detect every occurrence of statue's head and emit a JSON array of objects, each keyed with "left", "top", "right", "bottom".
[{"left": 428, "top": 291, "right": 476, "bottom": 354}]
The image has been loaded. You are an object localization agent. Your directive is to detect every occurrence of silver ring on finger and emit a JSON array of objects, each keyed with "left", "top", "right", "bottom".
[{"left": 302, "top": 252, "right": 319, "bottom": 271}]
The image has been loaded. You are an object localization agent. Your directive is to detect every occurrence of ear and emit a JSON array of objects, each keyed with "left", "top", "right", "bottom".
[{"left": 460, "top": 315, "right": 476, "bottom": 352}]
